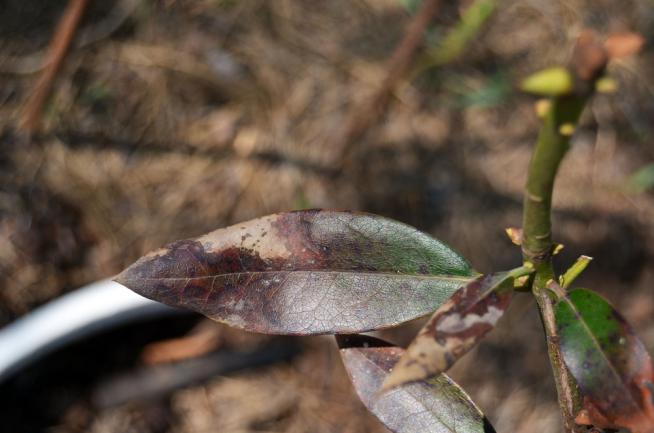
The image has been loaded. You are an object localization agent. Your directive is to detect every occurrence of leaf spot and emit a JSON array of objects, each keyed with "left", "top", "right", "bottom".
[{"left": 436, "top": 305, "right": 503, "bottom": 333}]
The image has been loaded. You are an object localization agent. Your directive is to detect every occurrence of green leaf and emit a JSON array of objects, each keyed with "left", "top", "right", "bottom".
[
  {"left": 520, "top": 66, "right": 574, "bottom": 96},
  {"left": 398, "top": 0, "right": 421, "bottom": 14},
  {"left": 115, "top": 210, "right": 476, "bottom": 335},
  {"left": 427, "top": 0, "right": 499, "bottom": 66},
  {"left": 447, "top": 72, "right": 512, "bottom": 108},
  {"left": 555, "top": 288, "right": 654, "bottom": 433},
  {"left": 559, "top": 255, "right": 592, "bottom": 289},
  {"left": 383, "top": 267, "right": 532, "bottom": 390},
  {"left": 627, "top": 163, "right": 654, "bottom": 193},
  {"left": 337, "top": 335, "right": 495, "bottom": 433}
]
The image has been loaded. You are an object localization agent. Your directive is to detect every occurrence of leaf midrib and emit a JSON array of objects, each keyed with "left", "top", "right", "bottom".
[{"left": 119, "top": 270, "right": 476, "bottom": 283}]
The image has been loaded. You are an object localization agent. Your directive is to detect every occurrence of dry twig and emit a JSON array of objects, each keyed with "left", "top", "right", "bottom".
[
  {"left": 336, "top": 0, "right": 441, "bottom": 164},
  {"left": 19, "top": 0, "right": 89, "bottom": 134}
]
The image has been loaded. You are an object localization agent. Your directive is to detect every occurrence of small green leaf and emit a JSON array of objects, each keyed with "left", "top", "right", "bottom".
[
  {"left": 559, "top": 255, "right": 592, "bottom": 289},
  {"left": 427, "top": 0, "right": 499, "bottom": 66},
  {"left": 397, "top": 0, "right": 421, "bottom": 14},
  {"left": 520, "top": 66, "right": 574, "bottom": 96},
  {"left": 383, "top": 267, "right": 532, "bottom": 390},
  {"left": 556, "top": 289, "right": 654, "bottom": 433},
  {"left": 338, "top": 335, "right": 495, "bottom": 433},
  {"left": 627, "top": 163, "right": 654, "bottom": 193},
  {"left": 116, "top": 210, "right": 476, "bottom": 335}
]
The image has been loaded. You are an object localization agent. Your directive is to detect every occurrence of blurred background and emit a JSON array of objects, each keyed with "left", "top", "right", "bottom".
[{"left": 1, "top": 0, "right": 653, "bottom": 432}]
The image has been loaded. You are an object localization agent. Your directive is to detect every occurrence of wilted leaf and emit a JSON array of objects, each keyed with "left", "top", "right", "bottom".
[
  {"left": 116, "top": 210, "right": 476, "bottom": 335},
  {"left": 337, "top": 334, "right": 495, "bottom": 433},
  {"left": 556, "top": 288, "right": 654, "bottom": 433},
  {"left": 627, "top": 163, "right": 654, "bottom": 193},
  {"left": 383, "top": 267, "right": 531, "bottom": 390}
]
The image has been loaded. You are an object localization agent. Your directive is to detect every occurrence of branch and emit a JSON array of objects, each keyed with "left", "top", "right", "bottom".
[
  {"left": 336, "top": 0, "right": 441, "bottom": 162},
  {"left": 19, "top": 0, "right": 89, "bottom": 135}
]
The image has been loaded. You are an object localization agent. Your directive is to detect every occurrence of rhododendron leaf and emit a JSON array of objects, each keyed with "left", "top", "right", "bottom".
[
  {"left": 383, "top": 267, "right": 531, "bottom": 390},
  {"left": 556, "top": 288, "right": 654, "bottom": 433},
  {"left": 338, "top": 334, "right": 495, "bottom": 433},
  {"left": 116, "top": 210, "right": 475, "bottom": 335}
]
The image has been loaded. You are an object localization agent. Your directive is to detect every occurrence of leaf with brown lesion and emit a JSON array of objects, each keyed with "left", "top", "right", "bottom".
[
  {"left": 382, "top": 267, "right": 532, "bottom": 390},
  {"left": 337, "top": 334, "right": 495, "bottom": 433},
  {"left": 115, "top": 210, "right": 476, "bottom": 335},
  {"left": 555, "top": 288, "right": 654, "bottom": 433}
]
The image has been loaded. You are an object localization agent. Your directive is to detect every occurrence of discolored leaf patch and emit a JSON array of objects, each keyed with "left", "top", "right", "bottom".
[
  {"left": 383, "top": 267, "right": 532, "bottom": 390},
  {"left": 556, "top": 288, "right": 654, "bottom": 433},
  {"left": 337, "top": 334, "right": 495, "bottom": 433},
  {"left": 115, "top": 210, "right": 476, "bottom": 335}
]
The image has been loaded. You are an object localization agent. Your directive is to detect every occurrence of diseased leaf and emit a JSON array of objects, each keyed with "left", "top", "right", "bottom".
[
  {"left": 383, "top": 267, "right": 531, "bottom": 390},
  {"left": 115, "top": 210, "right": 476, "bottom": 335},
  {"left": 556, "top": 288, "right": 654, "bottom": 433},
  {"left": 337, "top": 334, "right": 495, "bottom": 433}
]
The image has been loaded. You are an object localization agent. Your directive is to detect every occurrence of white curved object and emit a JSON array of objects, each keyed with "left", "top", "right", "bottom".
[{"left": 0, "top": 279, "right": 179, "bottom": 382}]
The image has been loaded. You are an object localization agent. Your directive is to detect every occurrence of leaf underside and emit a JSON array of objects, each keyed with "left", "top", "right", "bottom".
[
  {"left": 115, "top": 210, "right": 476, "bottom": 335},
  {"left": 383, "top": 269, "right": 527, "bottom": 390},
  {"left": 337, "top": 334, "right": 495, "bottom": 433},
  {"left": 556, "top": 288, "right": 654, "bottom": 433}
]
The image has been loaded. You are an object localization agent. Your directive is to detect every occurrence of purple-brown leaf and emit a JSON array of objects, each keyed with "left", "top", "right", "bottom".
[
  {"left": 556, "top": 288, "right": 654, "bottom": 433},
  {"left": 115, "top": 210, "right": 476, "bottom": 335},
  {"left": 337, "top": 334, "right": 495, "bottom": 433},
  {"left": 383, "top": 267, "right": 532, "bottom": 390}
]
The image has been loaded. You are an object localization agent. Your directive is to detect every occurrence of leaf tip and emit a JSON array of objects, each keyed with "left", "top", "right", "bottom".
[
  {"left": 552, "top": 243, "right": 565, "bottom": 255},
  {"left": 380, "top": 358, "right": 429, "bottom": 393}
]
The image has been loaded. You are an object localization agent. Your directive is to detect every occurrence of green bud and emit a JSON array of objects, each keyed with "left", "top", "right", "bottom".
[{"left": 520, "top": 66, "right": 574, "bottom": 96}]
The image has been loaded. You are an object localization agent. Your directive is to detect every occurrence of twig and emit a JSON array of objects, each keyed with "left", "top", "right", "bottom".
[
  {"left": 19, "top": 0, "right": 89, "bottom": 135},
  {"left": 336, "top": 0, "right": 441, "bottom": 164},
  {"left": 140, "top": 321, "right": 223, "bottom": 365},
  {"left": 412, "top": 0, "right": 499, "bottom": 75},
  {"left": 1, "top": 0, "right": 139, "bottom": 75}
]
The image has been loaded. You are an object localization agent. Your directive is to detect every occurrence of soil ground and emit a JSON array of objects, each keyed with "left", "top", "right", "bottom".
[{"left": 1, "top": 1, "right": 653, "bottom": 432}]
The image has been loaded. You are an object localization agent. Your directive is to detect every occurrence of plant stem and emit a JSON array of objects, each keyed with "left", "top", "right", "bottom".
[
  {"left": 523, "top": 93, "right": 588, "bottom": 433},
  {"left": 522, "top": 98, "right": 585, "bottom": 263},
  {"left": 521, "top": 31, "right": 609, "bottom": 432}
]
